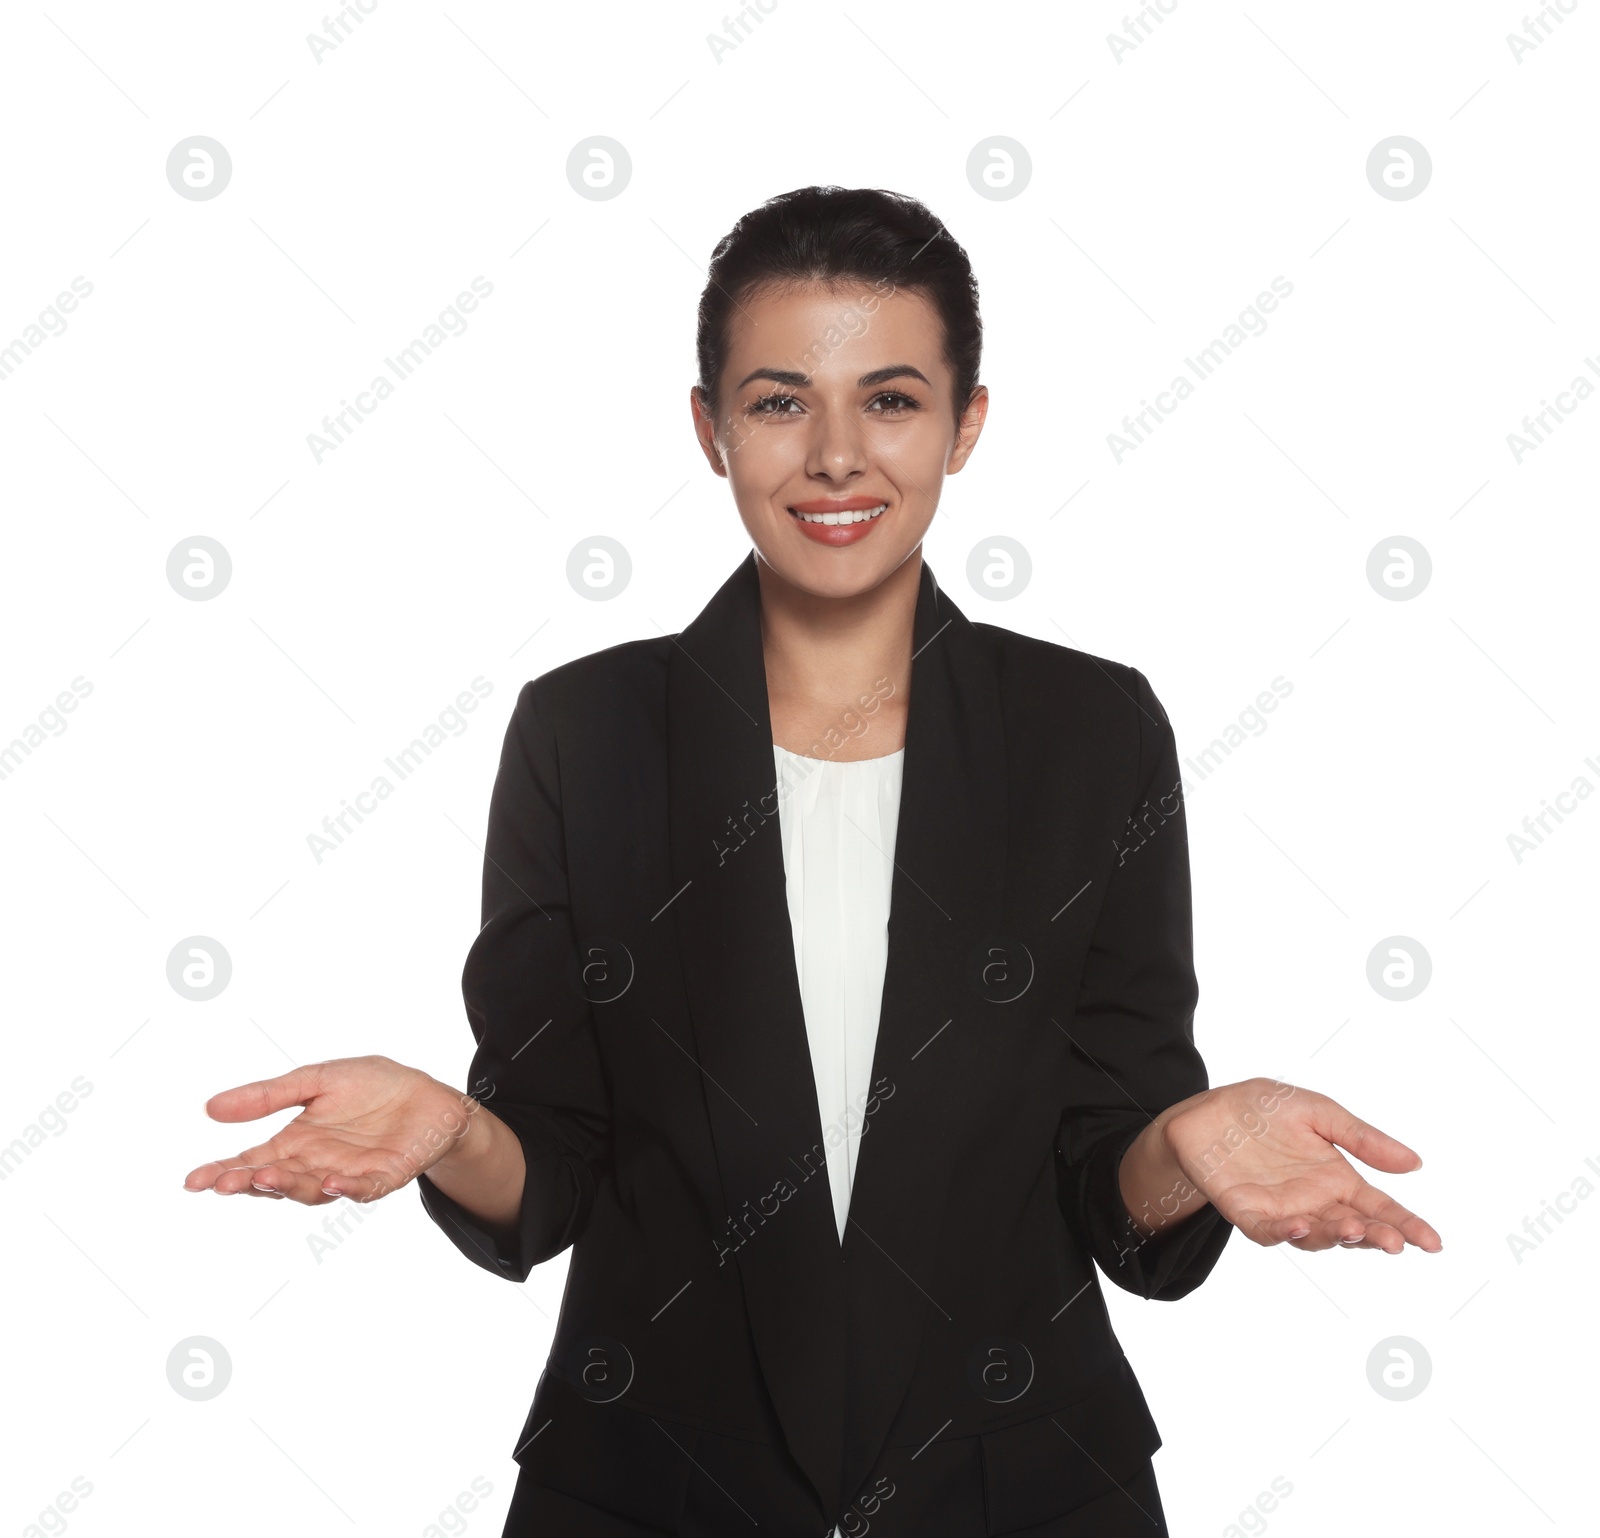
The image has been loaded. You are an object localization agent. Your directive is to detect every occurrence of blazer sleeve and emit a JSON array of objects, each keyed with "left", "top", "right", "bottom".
[
  {"left": 1054, "top": 665, "right": 1233, "bottom": 1301},
  {"left": 416, "top": 678, "right": 612, "bottom": 1283}
]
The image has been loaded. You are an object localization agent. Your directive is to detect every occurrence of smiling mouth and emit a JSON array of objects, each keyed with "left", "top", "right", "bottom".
[{"left": 787, "top": 501, "right": 888, "bottom": 525}]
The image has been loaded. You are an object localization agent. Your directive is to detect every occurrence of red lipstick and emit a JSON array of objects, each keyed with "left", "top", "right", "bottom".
[{"left": 786, "top": 495, "right": 889, "bottom": 547}]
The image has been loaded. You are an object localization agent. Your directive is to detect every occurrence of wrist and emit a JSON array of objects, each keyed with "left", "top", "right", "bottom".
[{"left": 432, "top": 1085, "right": 491, "bottom": 1174}]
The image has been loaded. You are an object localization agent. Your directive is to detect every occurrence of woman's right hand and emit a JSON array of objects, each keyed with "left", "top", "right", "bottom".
[{"left": 182, "top": 1054, "right": 481, "bottom": 1206}]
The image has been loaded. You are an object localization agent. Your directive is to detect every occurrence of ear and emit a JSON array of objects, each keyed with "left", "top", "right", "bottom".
[
  {"left": 946, "top": 384, "right": 989, "bottom": 474},
  {"left": 689, "top": 385, "right": 730, "bottom": 479}
]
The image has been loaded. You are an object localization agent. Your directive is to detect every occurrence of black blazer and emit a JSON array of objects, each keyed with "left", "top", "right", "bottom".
[{"left": 418, "top": 551, "right": 1232, "bottom": 1536}]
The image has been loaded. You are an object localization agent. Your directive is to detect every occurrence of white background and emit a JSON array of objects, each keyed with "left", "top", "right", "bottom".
[{"left": 2, "top": 2, "right": 1595, "bottom": 1534}]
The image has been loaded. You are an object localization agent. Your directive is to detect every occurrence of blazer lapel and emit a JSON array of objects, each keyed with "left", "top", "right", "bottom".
[
  {"left": 836, "top": 558, "right": 1007, "bottom": 1505},
  {"left": 667, "top": 551, "right": 850, "bottom": 1518},
  {"left": 666, "top": 549, "right": 1007, "bottom": 1521}
]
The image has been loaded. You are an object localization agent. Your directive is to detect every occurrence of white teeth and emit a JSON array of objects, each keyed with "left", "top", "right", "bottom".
[{"left": 791, "top": 502, "right": 888, "bottom": 525}]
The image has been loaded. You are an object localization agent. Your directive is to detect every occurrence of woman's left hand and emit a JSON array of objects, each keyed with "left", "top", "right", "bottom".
[{"left": 1156, "top": 1077, "right": 1443, "bottom": 1254}]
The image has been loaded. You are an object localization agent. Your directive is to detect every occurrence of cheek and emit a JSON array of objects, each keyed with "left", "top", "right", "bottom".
[
  {"left": 878, "top": 418, "right": 952, "bottom": 487},
  {"left": 724, "top": 426, "right": 803, "bottom": 492}
]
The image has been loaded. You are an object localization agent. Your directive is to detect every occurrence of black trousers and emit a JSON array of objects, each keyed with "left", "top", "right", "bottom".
[{"left": 502, "top": 1439, "right": 1169, "bottom": 1537}]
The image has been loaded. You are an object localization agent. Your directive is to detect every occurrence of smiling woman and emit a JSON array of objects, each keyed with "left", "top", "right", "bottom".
[{"left": 186, "top": 184, "right": 1441, "bottom": 1538}]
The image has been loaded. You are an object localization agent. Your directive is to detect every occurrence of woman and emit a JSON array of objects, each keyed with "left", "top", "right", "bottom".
[{"left": 184, "top": 186, "right": 1441, "bottom": 1537}]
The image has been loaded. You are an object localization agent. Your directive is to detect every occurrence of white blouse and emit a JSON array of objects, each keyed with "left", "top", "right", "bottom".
[{"left": 771, "top": 742, "right": 905, "bottom": 1246}]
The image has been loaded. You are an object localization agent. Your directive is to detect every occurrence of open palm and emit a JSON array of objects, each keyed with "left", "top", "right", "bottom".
[
  {"left": 182, "top": 1055, "right": 476, "bottom": 1205},
  {"left": 1164, "top": 1078, "right": 1442, "bottom": 1254}
]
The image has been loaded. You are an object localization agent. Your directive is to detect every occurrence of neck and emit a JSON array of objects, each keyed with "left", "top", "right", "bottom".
[{"left": 755, "top": 550, "right": 920, "bottom": 756}]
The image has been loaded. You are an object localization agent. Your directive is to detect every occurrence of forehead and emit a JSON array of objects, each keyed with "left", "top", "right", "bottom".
[{"left": 721, "top": 279, "right": 946, "bottom": 375}]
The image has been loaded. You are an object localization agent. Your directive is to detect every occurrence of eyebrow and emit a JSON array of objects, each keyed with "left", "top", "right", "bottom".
[{"left": 732, "top": 364, "right": 932, "bottom": 392}]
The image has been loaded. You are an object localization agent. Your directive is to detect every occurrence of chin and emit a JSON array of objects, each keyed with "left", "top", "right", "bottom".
[{"left": 756, "top": 538, "right": 922, "bottom": 605}]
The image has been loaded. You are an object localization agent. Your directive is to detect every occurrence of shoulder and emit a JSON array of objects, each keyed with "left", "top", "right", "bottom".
[
  {"left": 971, "top": 619, "right": 1165, "bottom": 728},
  {"left": 511, "top": 634, "right": 671, "bottom": 735}
]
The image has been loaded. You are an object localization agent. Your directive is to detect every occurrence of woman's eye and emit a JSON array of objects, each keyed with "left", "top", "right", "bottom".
[
  {"left": 868, "top": 391, "right": 920, "bottom": 413},
  {"left": 750, "top": 393, "right": 802, "bottom": 416}
]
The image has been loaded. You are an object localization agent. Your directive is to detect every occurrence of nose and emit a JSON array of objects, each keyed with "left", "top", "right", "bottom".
[{"left": 804, "top": 404, "right": 869, "bottom": 484}]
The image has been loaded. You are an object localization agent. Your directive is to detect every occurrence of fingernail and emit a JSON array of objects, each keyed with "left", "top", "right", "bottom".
[
  {"left": 252, "top": 1180, "right": 276, "bottom": 1193},
  {"left": 321, "top": 1186, "right": 341, "bottom": 1197},
  {"left": 1339, "top": 1235, "right": 1362, "bottom": 1245},
  {"left": 1288, "top": 1226, "right": 1310, "bottom": 1239}
]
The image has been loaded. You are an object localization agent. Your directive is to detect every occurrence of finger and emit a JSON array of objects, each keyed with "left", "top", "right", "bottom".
[
  {"left": 1232, "top": 1209, "right": 1318, "bottom": 1248},
  {"left": 246, "top": 1165, "right": 339, "bottom": 1206},
  {"left": 209, "top": 1160, "right": 287, "bottom": 1195},
  {"left": 1348, "top": 1182, "right": 1444, "bottom": 1253},
  {"left": 187, "top": 1138, "right": 293, "bottom": 1193},
  {"left": 1289, "top": 1207, "right": 1369, "bottom": 1251},
  {"left": 320, "top": 1152, "right": 419, "bottom": 1203},
  {"left": 205, "top": 1064, "right": 328, "bottom": 1125},
  {"left": 319, "top": 1169, "right": 399, "bottom": 1202},
  {"left": 1312, "top": 1100, "right": 1423, "bottom": 1175}
]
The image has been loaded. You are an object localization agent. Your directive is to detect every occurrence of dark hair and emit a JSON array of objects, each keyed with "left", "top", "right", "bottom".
[{"left": 694, "top": 185, "right": 982, "bottom": 427}]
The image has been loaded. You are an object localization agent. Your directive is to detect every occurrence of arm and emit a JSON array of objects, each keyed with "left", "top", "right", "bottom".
[
  {"left": 1054, "top": 666, "right": 1233, "bottom": 1300},
  {"left": 417, "top": 678, "right": 613, "bottom": 1283}
]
